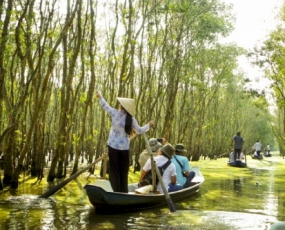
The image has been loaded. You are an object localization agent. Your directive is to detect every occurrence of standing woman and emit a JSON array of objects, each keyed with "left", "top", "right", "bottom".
[{"left": 96, "top": 92, "right": 154, "bottom": 193}]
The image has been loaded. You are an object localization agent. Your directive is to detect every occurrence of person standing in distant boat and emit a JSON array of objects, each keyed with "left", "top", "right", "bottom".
[
  {"left": 266, "top": 143, "right": 270, "bottom": 155},
  {"left": 232, "top": 131, "right": 244, "bottom": 161},
  {"left": 96, "top": 91, "right": 154, "bottom": 193},
  {"left": 252, "top": 140, "right": 262, "bottom": 157}
]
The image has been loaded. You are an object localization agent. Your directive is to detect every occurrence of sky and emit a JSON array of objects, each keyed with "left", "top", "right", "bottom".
[{"left": 220, "top": 0, "right": 284, "bottom": 90}]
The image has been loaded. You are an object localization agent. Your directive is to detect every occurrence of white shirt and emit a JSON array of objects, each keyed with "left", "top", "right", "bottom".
[
  {"left": 229, "top": 152, "right": 234, "bottom": 162},
  {"left": 143, "top": 155, "right": 176, "bottom": 193},
  {"left": 229, "top": 152, "right": 244, "bottom": 162},
  {"left": 252, "top": 142, "right": 262, "bottom": 151}
]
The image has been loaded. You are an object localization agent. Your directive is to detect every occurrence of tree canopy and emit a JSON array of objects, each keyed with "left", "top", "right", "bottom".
[{"left": 0, "top": 0, "right": 276, "bottom": 189}]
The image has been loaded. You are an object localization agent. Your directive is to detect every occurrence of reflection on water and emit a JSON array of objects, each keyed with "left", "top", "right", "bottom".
[
  {"left": 1, "top": 196, "right": 93, "bottom": 229},
  {"left": 0, "top": 198, "right": 280, "bottom": 230},
  {"left": 233, "top": 178, "right": 242, "bottom": 196},
  {"left": 0, "top": 153, "right": 285, "bottom": 229}
]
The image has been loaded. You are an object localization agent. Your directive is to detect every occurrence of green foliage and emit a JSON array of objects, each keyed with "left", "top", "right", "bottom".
[
  {"left": 0, "top": 0, "right": 278, "bottom": 185},
  {"left": 253, "top": 4, "right": 285, "bottom": 152}
]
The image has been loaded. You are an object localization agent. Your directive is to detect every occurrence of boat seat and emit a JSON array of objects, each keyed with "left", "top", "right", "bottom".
[
  {"left": 94, "top": 179, "right": 114, "bottom": 192},
  {"left": 128, "top": 184, "right": 138, "bottom": 192}
]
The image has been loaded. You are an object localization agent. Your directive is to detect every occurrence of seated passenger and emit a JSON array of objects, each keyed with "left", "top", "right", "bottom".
[
  {"left": 139, "top": 144, "right": 183, "bottom": 193},
  {"left": 236, "top": 152, "right": 245, "bottom": 161},
  {"left": 139, "top": 138, "right": 162, "bottom": 172},
  {"left": 230, "top": 151, "right": 245, "bottom": 162},
  {"left": 171, "top": 144, "right": 195, "bottom": 190},
  {"left": 229, "top": 151, "right": 235, "bottom": 162}
]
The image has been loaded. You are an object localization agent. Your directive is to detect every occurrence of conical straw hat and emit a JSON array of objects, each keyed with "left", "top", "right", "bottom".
[{"left": 117, "top": 97, "right": 136, "bottom": 116}]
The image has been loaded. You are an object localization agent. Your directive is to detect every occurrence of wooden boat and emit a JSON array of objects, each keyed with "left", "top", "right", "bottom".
[
  {"left": 252, "top": 154, "right": 263, "bottom": 159},
  {"left": 84, "top": 166, "right": 204, "bottom": 213},
  {"left": 264, "top": 153, "right": 272, "bottom": 157},
  {"left": 227, "top": 160, "right": 247, "bottom": 167}
]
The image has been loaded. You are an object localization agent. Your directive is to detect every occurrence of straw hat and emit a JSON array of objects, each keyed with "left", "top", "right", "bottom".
[
  {"left": 160, "top": 144, "right": 174, "bottom": 159},
  {"left": 117, "top": 97, "right": 136, "bottom": 116}
]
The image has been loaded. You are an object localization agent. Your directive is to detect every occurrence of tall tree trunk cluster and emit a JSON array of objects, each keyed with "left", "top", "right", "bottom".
[{"left": 0, "top": 0, "right": 276, "bottom": 189}]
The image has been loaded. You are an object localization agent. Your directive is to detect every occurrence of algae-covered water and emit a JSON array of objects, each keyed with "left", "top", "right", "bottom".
[{"left": 0, "top": 152, "right": 284, "bottom": 229}]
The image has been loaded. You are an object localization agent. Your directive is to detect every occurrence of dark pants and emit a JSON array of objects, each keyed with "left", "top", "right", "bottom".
[
  {"left": 234, "top": 149, "right": 242, "bottom": 161},
  {"left": 108, "top": 146, "right": 129, "bottom": 193},
  {"left": 183, "top": 171, "right": 196, "bottom": 188},
  {"left": 256, "top": 150, "right": 261, "bottom": 156}
]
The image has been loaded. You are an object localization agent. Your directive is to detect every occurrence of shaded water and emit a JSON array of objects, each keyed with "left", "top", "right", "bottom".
[{"left": 0, "top": 152, "right": 284, "bottom": 229}]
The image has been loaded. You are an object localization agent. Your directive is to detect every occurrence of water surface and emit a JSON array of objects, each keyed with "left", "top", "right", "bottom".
[{"left": 0, "top": 152, "right": 284, "bottom": 229}]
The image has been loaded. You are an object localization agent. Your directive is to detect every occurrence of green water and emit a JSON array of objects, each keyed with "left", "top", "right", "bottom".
[{"left": 0, "top": 152, "right": 284, "bottom": 229}]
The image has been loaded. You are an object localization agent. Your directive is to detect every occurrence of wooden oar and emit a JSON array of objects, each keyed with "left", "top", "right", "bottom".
[
  {"left": 142, "top": 133, "right": 157, "bottom": 191},
  {"left": 142, "top": 132, "right": 176, "bottom": 213},
  {"left": 39, "top": 155, "right": 105, "bottom": 198}
]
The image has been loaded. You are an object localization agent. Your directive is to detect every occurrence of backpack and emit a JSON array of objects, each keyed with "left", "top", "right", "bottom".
[{"left": 140, "top": 160, "right": 171, "bottom": 187}]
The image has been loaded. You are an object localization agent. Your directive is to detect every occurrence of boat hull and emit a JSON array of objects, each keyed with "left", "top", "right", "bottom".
[
  {"left": 252, "top": 155, "right": 263, "bottom": 159},
  {"left": 227, "top": 161, "right": 247, "bottom": 167},
  {"left": 84, "top": 166, "right": 204, "bottom": 213}
]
